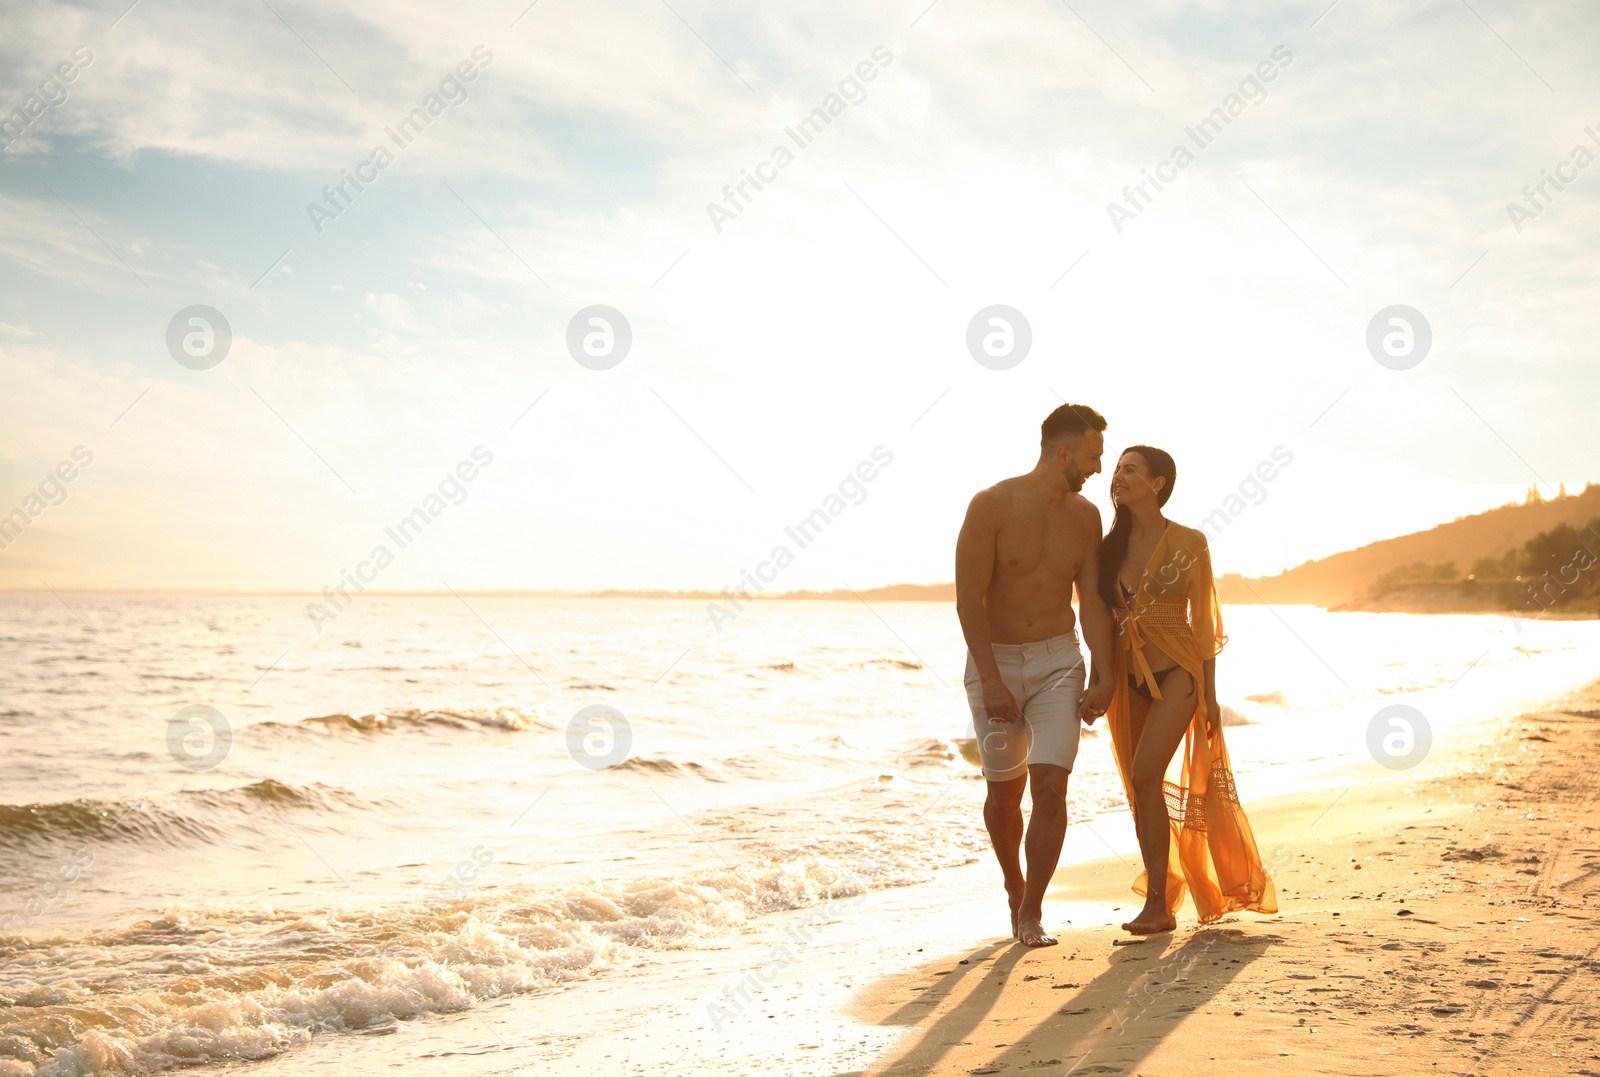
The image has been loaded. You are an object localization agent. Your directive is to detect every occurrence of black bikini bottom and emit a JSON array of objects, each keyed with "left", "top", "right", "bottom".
[{"left": 1127, "top": 666, "right": 1189, "bottom": 702}]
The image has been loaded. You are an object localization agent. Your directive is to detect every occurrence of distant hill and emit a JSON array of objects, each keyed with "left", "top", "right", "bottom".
[
  {"left": 1217, "top": 483, "right": 1600, "bottom": 611},
  {"left": 776, "top": 582, "right": 955, "bottom": 602}
]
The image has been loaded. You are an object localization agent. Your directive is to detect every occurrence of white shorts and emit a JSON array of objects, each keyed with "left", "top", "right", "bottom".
[{"left": 964, "top": 631, "right": 1086, "bottom": 782}]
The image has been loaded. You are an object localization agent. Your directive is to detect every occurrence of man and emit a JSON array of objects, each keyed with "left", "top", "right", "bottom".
[{"left": 955, "top": 403, "right": 1114, "bottom": 947}]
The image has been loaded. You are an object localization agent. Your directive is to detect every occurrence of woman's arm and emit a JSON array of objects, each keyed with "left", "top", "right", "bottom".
[
  {"left": 1202, "top": 658, "right": 1220, "bottom": 735},
  {"left": 1191, "top": 534, "right": 1225, "bottom": 734},
  {"left": 1189, "top": 535, "right": 1224, "bottom": 657}
]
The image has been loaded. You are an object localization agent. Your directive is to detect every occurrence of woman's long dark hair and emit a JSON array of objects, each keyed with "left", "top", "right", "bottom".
[{"left": 1098, "top": 445, "right": 1178, "bottom": 608}]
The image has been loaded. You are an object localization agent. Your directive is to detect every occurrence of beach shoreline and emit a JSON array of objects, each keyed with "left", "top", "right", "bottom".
[
  {"left": 10, "top": 595, "right": 1597, "bottom": 1077},
  {"left": 206, "top": 677, "right": 1600, "bottom": 1077},
  {"left": 851, "top": 677, "right": 1600, "bottom": 1077}
]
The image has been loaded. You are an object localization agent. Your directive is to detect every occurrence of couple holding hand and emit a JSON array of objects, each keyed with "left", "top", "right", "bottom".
[{"left": 955, "top": 403, "right": 1276, "bottom": 946}]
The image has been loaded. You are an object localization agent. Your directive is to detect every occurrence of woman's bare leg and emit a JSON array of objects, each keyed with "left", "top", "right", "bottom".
[{"left": 1122, "top": 669, "right": 1196, "bottom": 934}]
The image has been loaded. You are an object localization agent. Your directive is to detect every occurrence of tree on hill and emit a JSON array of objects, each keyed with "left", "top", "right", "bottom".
[
  {"left": 1364, "top": 515, "right": 1600, "bottom": 612},
  {"left": 1519, "top": 517, "right": 1600, "bottom": 609},
  {"left": 1218, "top": 482, "right": 1600, "bottom": 607}
]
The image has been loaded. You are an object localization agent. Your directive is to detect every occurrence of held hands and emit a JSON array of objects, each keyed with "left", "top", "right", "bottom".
[
  {"left": 1204, "top": 697, "right": 1222, "bottom": 736},
  {"left": 1078, "top": 676, "right": 1112, "bottom": 725},
  {"left": 981, "top": 680, "right": 1021, "bottom": 725}
]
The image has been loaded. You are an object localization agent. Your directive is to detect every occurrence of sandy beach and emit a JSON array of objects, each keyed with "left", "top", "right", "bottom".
[
  {"left": 851, "top": 677, "right": 1600, "bottom": 1077},
  {"left": 304, "top": 669, "right": 1600, "bottom": 1077}
]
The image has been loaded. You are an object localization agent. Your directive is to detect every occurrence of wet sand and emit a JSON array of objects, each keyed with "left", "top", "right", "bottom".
[{"left": 852, "top": 679, "right": 1600, "bottom": 1077}]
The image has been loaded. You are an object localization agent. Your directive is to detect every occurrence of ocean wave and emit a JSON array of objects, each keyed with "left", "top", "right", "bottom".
[
  {"left": 257, "top": 707, "right": 547, "bottom": 736},
  {"left": 0, "top": 829, "right": 973, "bottom": 1077},
  {"left": 183, "top": 779, "right": 380, "bottom": 813},
  {"left": 0, "top": 800, "right": 221, "bottom": 852},
  {"left": 862, "top": 658, "right": 924, "bottom": 670},
  {"left": 897, "top": 737, "right": 963, "bottom": 768},
  {"left": 609, "top": 756, "right": 727, "bottom": 781},
  {"left": 808, "top": 733, "right": 859, "bottom": 753},
  {"left": 0, "top": 782, "right": 379, "bottom": 852},
  {"left": 708, "top": 754, "right": 784, "bottom": 779}
]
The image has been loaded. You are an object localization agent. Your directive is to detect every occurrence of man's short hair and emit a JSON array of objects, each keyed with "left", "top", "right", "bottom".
[{"left": 1041, "top": 403, "right": 1107, "bottom": 446}]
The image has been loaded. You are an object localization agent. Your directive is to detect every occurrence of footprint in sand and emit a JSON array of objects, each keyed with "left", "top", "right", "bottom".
[{"left": 1443, "top": 846, "right": 1505, "bottom": 862}]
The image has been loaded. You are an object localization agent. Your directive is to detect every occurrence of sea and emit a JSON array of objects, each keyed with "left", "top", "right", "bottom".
[{"left": 2, "top": 592, "right": 1597, "bottom": 1076}]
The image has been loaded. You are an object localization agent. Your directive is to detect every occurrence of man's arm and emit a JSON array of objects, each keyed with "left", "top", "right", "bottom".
[
  {"left": 955, "top": 489, "right": 1019, "bottom": 722},
  {"left": 1075, "top": 502, "right": 1116, "bottom": 722}
]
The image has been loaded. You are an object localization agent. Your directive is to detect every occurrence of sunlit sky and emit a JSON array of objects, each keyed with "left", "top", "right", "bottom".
[{"left": 1, "top": 0, "right": 1594, "bottom": 593}]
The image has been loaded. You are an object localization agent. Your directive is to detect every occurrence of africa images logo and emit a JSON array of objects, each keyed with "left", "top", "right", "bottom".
[
  {"left": 706, "top": 46, "right": 893, "bottom": 233},
  {"left": 1105, "top": 45, "right": 1293, "bottom": 233}
]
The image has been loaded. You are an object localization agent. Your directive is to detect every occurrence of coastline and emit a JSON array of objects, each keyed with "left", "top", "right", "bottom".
[
  {"left": 6, "top": 585, "right": 1587, "bottom": 620},
  {"left": 852, "top": 676, "right": 1600, "bottom": 1077},
  {"left": 193, "top": 676, "right": 1600, "bottom": 1077}
]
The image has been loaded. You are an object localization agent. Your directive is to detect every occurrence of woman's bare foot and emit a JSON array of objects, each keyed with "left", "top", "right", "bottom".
[
  {"left": 1017, "top": 917, "right": 1058, "bottom": 947},
  {"left": 1120, "top": 904, "right": 1177, "bottom": 935}
]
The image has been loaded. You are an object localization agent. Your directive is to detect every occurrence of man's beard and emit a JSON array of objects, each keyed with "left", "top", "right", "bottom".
[{"left": 1066, "top": 470, "right": 1086, "bottom": 493}]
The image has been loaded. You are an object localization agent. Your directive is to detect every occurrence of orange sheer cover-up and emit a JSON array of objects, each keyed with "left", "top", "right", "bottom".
[{"left": 1107, "top": 521, "right": 1277, "bottom": 924}]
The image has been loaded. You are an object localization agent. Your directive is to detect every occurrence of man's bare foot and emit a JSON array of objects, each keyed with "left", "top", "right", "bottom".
[
  {"left": 1120, "top": 907, "right": 1177, "bottom": 935},
  {"left": 1005, "top": 880, "right": 1024, "bottom": 939},
  {"left": 1017, "top": 917, "right": 1058, "bottom": 947}
]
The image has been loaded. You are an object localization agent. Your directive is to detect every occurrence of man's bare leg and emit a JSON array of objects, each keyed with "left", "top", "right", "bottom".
[
  {"left": 1017, "top": 763, "right": 1069, "bottom": 946},
  {"left": 982, "top": 774, "right": 1028, "bottom": 937}
]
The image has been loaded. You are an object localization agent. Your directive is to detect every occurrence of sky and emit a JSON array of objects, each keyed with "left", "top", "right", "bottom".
[{"left": 1, "top": 0, "right": 1595, "bottom": 593}]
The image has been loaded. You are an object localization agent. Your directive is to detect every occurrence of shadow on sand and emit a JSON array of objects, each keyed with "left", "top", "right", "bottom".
[{"left": 859, "top": 926, "right": 1281, "bottom": 1075}]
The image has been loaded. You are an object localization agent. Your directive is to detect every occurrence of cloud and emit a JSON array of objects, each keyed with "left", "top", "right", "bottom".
[
  {"left": 362, "top": 291, "right": 420, "bottom": 331},
  {"left": 1, "top": 0, "right": 1595, "bottom": 588}
]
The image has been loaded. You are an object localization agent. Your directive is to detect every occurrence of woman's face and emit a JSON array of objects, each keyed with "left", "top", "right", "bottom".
[{"left": 1110, "top": 452, "right": 1163, "bottom": 507}]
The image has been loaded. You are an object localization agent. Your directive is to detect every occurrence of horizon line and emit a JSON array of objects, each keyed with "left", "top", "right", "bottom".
[{"left": 0, "top": 582, "right": 957, "bottom": 599}]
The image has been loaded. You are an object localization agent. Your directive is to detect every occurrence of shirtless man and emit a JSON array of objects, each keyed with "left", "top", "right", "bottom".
[{"left": 955, "top": 403, "right": 1115, "bottom": 947}]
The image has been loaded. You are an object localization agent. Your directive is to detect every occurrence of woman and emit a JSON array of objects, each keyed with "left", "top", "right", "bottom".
[{"left": 1098, "top": 446, "right": 1276, "bottom": 934}]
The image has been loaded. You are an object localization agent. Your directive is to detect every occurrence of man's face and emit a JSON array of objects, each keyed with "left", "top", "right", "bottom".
[{"left": 1056, "top": 430, "right": 1104, "bottom": 492}]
